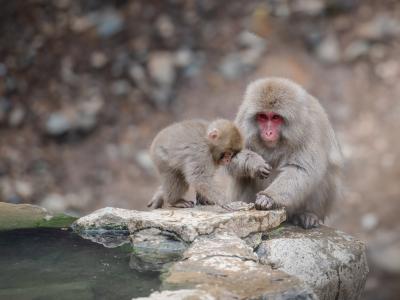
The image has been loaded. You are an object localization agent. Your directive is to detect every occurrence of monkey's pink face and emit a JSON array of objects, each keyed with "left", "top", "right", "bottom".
[{"left": 256, "top": 112, "right": 284, "bottom": 146}]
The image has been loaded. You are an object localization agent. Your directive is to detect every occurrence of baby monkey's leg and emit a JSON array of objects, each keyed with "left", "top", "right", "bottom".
[
  {"left": 162, "top": 170, "right": 193, "bottom": 208},
  {"left": 185, "top": 170, "right": 225, "bottom": 206},
  {"left": 148, "top": 186, "right": 165, "bottom": 209}
]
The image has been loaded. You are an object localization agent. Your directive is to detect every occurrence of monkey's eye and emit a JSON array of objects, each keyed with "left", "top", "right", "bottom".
[
  {"left": 272, "top": 114, "right": 281, "bottom": 120},
  {"left": 256, "top": 113, "right": 268, "bottom": 121}
]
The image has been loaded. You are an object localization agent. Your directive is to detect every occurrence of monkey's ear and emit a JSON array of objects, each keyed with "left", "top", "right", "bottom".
[{"left": 208, "top": 129, "right": 219, "bottom": 140}]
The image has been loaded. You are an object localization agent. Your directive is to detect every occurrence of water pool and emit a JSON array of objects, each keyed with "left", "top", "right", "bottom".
[{"left": 0, "top": 228, "right": 161, "bottom": 300}]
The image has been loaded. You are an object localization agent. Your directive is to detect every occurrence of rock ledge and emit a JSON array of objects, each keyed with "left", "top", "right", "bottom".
[
  {"left": 73, "top": 205, "right": 286, "bottom": 242},
  {"left": 73, "top": 204, "right": 368, "bottom": 300}
]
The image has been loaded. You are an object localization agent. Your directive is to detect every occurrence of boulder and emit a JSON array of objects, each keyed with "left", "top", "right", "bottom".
[{"left": 257, "top": 225, "right": 369, "bottom": 300}]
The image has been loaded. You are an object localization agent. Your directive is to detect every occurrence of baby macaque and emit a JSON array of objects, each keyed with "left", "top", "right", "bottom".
[{"left": 148, "top": 119, "right": 243, "bottom": 209}]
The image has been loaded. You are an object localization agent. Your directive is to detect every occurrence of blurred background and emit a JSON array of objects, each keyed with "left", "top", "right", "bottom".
[{"left": 0, "top": 0, "right": 399, "bottom": 298}]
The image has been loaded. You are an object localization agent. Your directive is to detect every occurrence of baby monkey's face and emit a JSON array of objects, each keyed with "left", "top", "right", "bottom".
[{"left": 207, "top": 119, "right": 243, "bottom": 165}]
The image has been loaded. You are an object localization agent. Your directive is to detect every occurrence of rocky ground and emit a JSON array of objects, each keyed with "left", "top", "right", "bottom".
[{"left": 1, "top": 0, "right": 400, "bottom": 299}]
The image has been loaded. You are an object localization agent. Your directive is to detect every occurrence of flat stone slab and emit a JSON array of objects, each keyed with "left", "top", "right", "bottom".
[{"left": 73, "top": 206, "right": 286, "bottom": 242}]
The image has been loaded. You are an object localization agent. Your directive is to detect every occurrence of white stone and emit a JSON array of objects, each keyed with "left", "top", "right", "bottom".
[
  {"left": 9, "top": 107, "right": 25, "bottom": 127},
  {"left": 90, "top": 52, "right": 108, "bottom": 68},
  {"left": 40, "top": 194, "right": 67, "bottom": 213},
  {"left": 135, "top": 151, "right": 154, "bottom": 172},
  {"left": 15, "top": 180, "right": 33, "bottom": 199},
  {"left": 343, "top": 40, "right": 370, "bottom": 61},
  {"left": 292, "top": 0, "right": 325, "bottom": 16},
  {"left": 316, "top": 34, "right": 341, "bottom": 64},
  {"left": 361, "top": 213, "right": 379, "bottom": 231},
  {"left": 174, "top": 49, "right": 194, "bottom": 68},
  {"left": 156, "top": 15, "right": 175, "bottom": 39},
  {"left": 148, "top": 52, "right": 176, "bottom": 86}
]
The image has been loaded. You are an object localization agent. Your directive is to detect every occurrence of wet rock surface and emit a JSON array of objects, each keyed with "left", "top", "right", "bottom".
[
  {"left": 72, "top": 204, "right": 368, "bottom": 299},
  {"left": 130, "top": 228, "right": 188, "bottom": 272}
]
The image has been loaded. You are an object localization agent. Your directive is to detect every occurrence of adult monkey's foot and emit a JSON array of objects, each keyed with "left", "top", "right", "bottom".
[{"left": 292, "top": 212, "right": 320, "bottom": 229}]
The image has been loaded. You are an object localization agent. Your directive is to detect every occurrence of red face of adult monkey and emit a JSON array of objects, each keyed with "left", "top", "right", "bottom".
[
  {"left": 228, "top": 77, "right": 343, "bottom": 229},
  {"left": 256, "top": 112, "right": 284, "bottom": 147}
]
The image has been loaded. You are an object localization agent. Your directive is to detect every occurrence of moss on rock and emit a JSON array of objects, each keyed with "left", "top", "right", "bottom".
[{"left": 0, "top": 202, "right": 76, "bottom": 231}]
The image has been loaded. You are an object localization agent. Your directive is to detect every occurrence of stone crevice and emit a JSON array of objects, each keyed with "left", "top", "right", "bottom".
[
  {"left": 188, "top": 253, "right": 259, "bottom": 263},
  {"left": 334, "top": 266, "right": 341, "bottom": 300}
]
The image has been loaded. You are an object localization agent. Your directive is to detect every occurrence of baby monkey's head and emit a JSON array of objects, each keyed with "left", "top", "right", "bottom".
[{"left": 207, "top": 119, "right": 243, "bottom": 165}]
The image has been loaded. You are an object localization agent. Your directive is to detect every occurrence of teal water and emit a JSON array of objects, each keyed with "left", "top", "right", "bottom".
[{"left": 0, "top": 228, "right": 161, "bottom": 300}]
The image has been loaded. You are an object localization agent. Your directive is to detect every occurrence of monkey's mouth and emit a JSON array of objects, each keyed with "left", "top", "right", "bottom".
[{"left": 219, "top": 152, "right": 234, "bottom": 165}]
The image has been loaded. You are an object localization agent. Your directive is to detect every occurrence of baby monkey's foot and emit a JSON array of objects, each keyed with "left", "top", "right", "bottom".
[
  {"left": 171, "top": 199, "right": 195, "bottom": 208},
  {"left": 147, "top": 196, "right": 164, "bottom": 209},
  {"left": 196, "top": 192, "right": 215, "bottom": 205}
]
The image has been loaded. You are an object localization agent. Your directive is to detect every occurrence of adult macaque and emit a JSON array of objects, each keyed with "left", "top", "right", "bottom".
[
  {"left": 148, "top": 119, "right": 244, "bottom": 209},
  {"left": 228, "top": 77, "right": 343, "bottom": 229}
]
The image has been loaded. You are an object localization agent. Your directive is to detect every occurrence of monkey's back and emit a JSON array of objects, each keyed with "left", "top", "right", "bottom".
[{"left": 150, "top": 120, "right": 211, "bottom": 172}]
